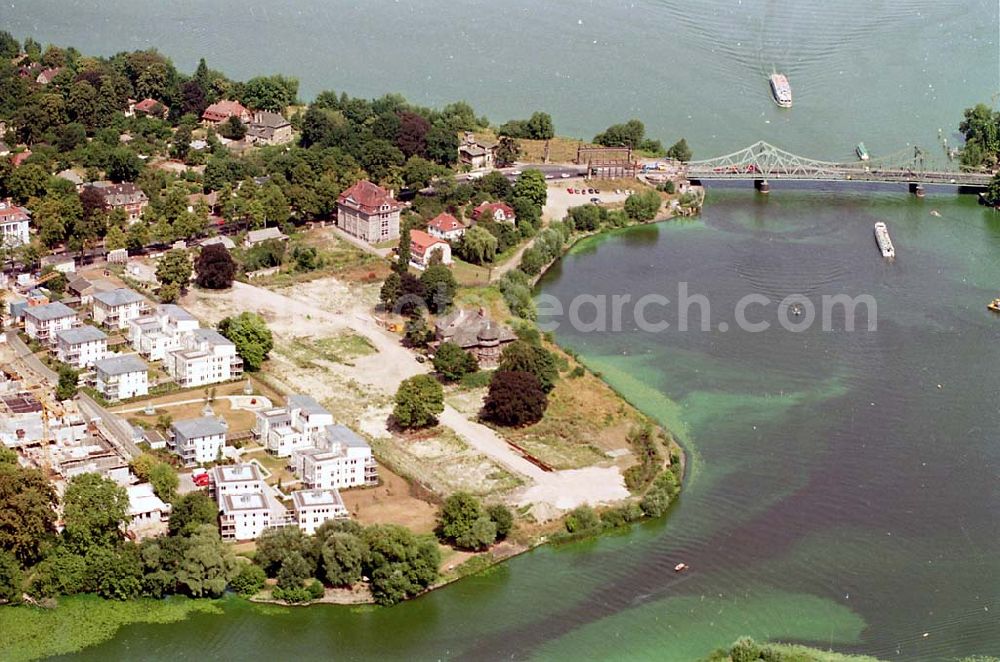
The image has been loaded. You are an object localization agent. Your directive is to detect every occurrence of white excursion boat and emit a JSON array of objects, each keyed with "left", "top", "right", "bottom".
[
  {"left": 874, "top": 221, "right": 895, "bottom": 259},
  {"left": 769, "top": 73, "right": 792, "bottom": 108}
]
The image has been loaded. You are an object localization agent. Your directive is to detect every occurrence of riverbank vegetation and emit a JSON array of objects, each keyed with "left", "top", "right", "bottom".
[
  {"left": 958, "top": 101, "right": 1000, "bottom": 205},
  {"left": 702, "top": 637, "right": 884, "bottom": 662}
]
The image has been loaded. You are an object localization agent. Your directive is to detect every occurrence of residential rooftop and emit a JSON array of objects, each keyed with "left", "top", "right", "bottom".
[
  {"left": 171, "top": 416, "right": 227, "bottom": 439},
  {"left": 93, "top": 288, "right": 145, "bottom": 307},
  {"left": 94, "top": 353, "right": 148, "bottom": 376},
  {"left": 55, "top": 326, "right": 108, "bottom": 344},
  {"left": 24, "top": 301, "right": 75, "bottom": 321}
]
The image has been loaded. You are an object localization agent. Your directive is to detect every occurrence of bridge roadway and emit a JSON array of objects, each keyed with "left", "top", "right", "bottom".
[{"left": 686, "top": 167, "right": 991, "bottom": 187}]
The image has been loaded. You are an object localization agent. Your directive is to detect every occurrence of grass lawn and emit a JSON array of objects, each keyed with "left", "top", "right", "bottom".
[
  {"left": 283, "top": 331, "right": 377, "bottom": 368},
  {"left": 252, "top": 229, "right": 390, "bottom": 287}
]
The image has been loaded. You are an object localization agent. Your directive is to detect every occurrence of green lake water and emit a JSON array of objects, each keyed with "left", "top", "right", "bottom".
[{"left": 5, "top": 0, "right": 999, "bottom": 659}]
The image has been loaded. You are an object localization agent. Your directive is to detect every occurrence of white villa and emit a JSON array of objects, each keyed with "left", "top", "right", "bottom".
[
  {"left": 291, "top": 424, "right": 378, "bottom": 491},
  {"left": 23, "top": 302, "right": 78, "bottom": 344},
  {"left": 92, "top": 288, "right": 146, "bottom": 330},
  {"left": 336, "top": 180, "right": 401, "bottom": 244},
  {"left": 55, "top": 325, "right": 108, "bottom": 368},
  {"left": 94, "top": 354, "right": 149, "bottom": 401},
  {"left": 168, "top": 416, "right": 227, "bottom": 465},
  {"left": 0, "top": 201, "right": 30, "bottom": 248},
  {"left": 165, "top": 328, "right": 243, "bottom": 388},
  {"left": 219, "top": 492, "right": 272, "bottom": 541},
  {"left": 253, "top": 394, "right": 334, "bottom": 458},
  {"left": 292, "top": 489, "right": 348, "bottom": 535},
  {"left": 130, "top": 304, "right": 200, "bottom": 361},
  {"left": 211, "top": 463, "right": 265, "bottom": 501}
]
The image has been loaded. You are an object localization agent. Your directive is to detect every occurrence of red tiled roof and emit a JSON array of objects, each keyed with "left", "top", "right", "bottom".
[
  {"left": 37, "top": 67, "right": 62, "bottom": 84},
  {"left": 473, "top": 201, "right": 516, "bottom": 220},
  {"left": 11, "top": 150, "right": 31, "bottom": 167},
  {"left": 0, "top": 203, "right": 30, "bottom": 224},
  {"left": 338, "top": 180, "right": 401, "bottom": 215},
  {"left": 202, "top": 100, "right": 248, "bottom": 123},
  {"left": 427, "top": 213, "right": 465, "bottom": 233},
  {"left": 410, "top": 229, "right": 447, "bottom": 255},
  {"left": 135, "top": 98, "right": 164, "bottom": 113}
]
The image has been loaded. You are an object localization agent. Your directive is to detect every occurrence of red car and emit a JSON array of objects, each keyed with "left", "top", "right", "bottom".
[{"left": 193, "top": 472, "right": 210, "bottom": 487}]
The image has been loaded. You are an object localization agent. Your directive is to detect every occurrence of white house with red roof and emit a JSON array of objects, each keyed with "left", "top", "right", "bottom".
[
  {"left": 409, "top": 229, "right": 452, "bottom": 270},
  {"left": 336, "top": 180, "right": 402, "bottom": 243},
  {"left": 0, "top": 200, "right": 30, "bottom": 248},
  {"left": 426, "top": 212, "right": 466, "bottom": 241},
  {"left": 201, "top": 100, "right": 250, "bottom": 125},
  {"left": 473, "top": 201, "right": 516, "bottom": 224},
  {"left": 134, "top": 98, "right": 168, "bottom": 119}
]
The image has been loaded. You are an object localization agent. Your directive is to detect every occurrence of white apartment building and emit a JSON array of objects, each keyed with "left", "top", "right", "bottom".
[
  {"left": 253, "top": 394, "right": 334, "bottom": 458},
  {"left": 23, "top": 302, "right": 77, "bottom": 344},
  {"left": 94, "top": 354, "right": 149, "bottom": 400},
  {"left": 166, "top": 329, "right": 243, "bottom": 388},
  {"left": 168, "top": 416, "right": 227, "bottom": 465},
  {"left": 291, "top": 424, "right": 378, "bottom": 491},
  {"left": 127, "top": 482, "right": 171, "bottom": 540},
  {"left": 92, "top": 288, "right": 146, "bottom": 330},
  {"left": 219, "top": 492, "right": 271, "bottom": 541},
  {"left": 0, "top": 201, "right": 30, "bottom": 248},
  {"left": 291, "top": 489, "right": 348, "bottom": 535},
  {"left": 211, "top": 463, "right": 265, "bottom": 501},
  {"left": 55, "top": 325, "right": 109, "bottom": 368},
  {"left": 130, "top": 304, "right": 200, "bottom": 361}
]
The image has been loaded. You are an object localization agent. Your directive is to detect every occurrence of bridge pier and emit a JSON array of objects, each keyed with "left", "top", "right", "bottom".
[
  {"left": 754, "top": 179, "right": 770, "bottom": 194},
  {"left": 909, "top": 183, "right": 925, "bottom": 198}
]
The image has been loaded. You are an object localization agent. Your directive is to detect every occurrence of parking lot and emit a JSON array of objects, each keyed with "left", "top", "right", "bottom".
[{"left": 543, "top": 179, "right": 632, "bottom": 221}]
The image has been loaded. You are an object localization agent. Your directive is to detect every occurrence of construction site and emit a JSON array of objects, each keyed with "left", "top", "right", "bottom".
[{"left": 0, "top": 337, "right": 140, "bottom": 496}]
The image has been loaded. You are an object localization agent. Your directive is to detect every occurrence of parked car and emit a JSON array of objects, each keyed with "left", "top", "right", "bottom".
[
  {"left": 567, "top": 188, "right": 575, "bottom": 194},
  {"left": 560, "top": 173, "right": 571, "bottom": 178},
  {"left": 590, "top": 197, "right": 601, "bottom": 203}
]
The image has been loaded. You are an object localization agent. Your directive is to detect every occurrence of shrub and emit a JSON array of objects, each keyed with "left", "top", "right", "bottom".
[
  {"left": 432, "top": 342, "right": 479, "bottom": 381},
  {"left": 486, "top": 504, "right": 514, "bottom": 540},
  {"left": 564, "top": 505, "right": 600, "bottom": 534},
  {"left": 498, "top": 341, "right": 558, "bottom": 392},
  {"left": 230, "top": 563, "right": 266, "bottom": 597},
  {"left": 195, "top": 243, "right": 237, "bottom": 289}
]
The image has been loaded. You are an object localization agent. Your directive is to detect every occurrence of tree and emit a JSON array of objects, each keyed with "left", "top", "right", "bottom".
[
  {"left": 623, "top": 189, "right": 662, "bottom": 222},
  {"left": 255, "top": 526, "right": 315, "bottom": 577},
  {"left": 62, "top": 473, "right": 130, "bottom": 553},
  {"left": 456, "top": 225, "right": 498, "bottom": 265},
  {"left": 172, "top": 124, "right": 193, "bottom": 159},
  {"left": 396, "top": 272, "right": 427, "bottom": 317},
  {"left": 195, "top": 243, "right": 237, "bottom": 289},
  {"left": 156, "top": 248, "right": 193, "bottom": 289},
  {"left": 0, "top": 463, "right": 57, "bottom": 565},
  {"left": 494, "top": 135, "right": 521, "bottom": 167},
  {"left": 594, "top": 119, "right": 646, "bottom": 149},
  {"left": 362, "top": 525, "right": 439, "bottom": 606},
  {"left": 218, "top": 312, "right": 274, "bottom": 371},
  {"left": 666, "top": 138, "right": 692, "bottom": 162},
  {"left": 0, "top": 31, "right": 18, "bottom": 60},
  {"left": 220, "top": 115, "right": 247, "bottom": 140},
  {"left": 320, "top": 531, "right": 368, "bottom": 587},
  {"left": 176, "top": 524, "right": 239, "bottom": 597},
  {"left": 438, "top": 492, "right": 497, "bottom": 550},
  {"left": 394, "top": 225, "right": 411, "bottom": 275},
  {"left": 425, "top": 124, "right": 459, "bottom": 166},
  {"left": 5, "top": 165, "right": 50, "bottom": 204},
  {"left": 498, "top": 340, "right": 558, "bottom": 392},
  {"left": 148, "top": 462, "right": 179, "bottom": 503},
  {"left": 396, "top": 111, "right": 431, "bottom": 158},
  {"left": 432, "top": 342, "right": 478, "bottom": 381},
  {"left": 482, "top": 370, "right": 548, "bottom": 426},
  {"left": 168, "top": 492, "right": 218, "bottom": 537},
  {"left": 106, "top": 147, "right": 143, "bottom": 183},
  {"left": 230, "top": 562, "right": 266, "bottom": 597},
  {"left": 513, "top": 169, "right": 547, "bottom": 208},
  {"left": 84, "top": 543, "right": 143, "bottom": 600},
  {"left": 56, "top": 364, "right": 79, "bottom": 400},
  {"left": 379, "top": 271, "right": 402, "bottom": 309},
  {"left": 393, "top": 374, "right": 444, "bottom": 429},
  {"left": 486, "top": 504, "right": 514, "bottom": 540},
  {"left": 419, "top": 263, "right": 457, "bottom": 313},
  {"left": 276, "top": 550, "right": 312, "bottom": 589},
  {"left": 0, "top": 549, "right": 22, "bottom": 604},
  {"left": 983, "top": 172, "right": 1000, "bottom": 207},
  {"left": 403, "top": 315, "right": 433, "bottom": 348},
  {"left": 525, "top": 112, "right": 555, "bottom": 140},
  {"left": 241, "top": 75, "right": 298, "bottom": 112}
]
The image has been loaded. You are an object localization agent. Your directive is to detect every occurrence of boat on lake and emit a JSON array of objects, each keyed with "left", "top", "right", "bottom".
[
  {"left": 674, "top": 562, "right": 688, "bottom": 572},
  {"left": 874, "top": 221, "right": 895, "bottom": 259},
  {"left": 988, "top": 298, "right": 1000, "bottom": 313},
  {"left": 769, "top": 73, "right": 792, "bottom": 108},
  {"left": 856, "top": 142, "right": 870, "bottom": 161}
]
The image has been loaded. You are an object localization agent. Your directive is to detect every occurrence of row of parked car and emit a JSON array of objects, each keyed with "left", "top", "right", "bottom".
[{"left": 567, "top": 187, "right": 600, "bottom": 195}]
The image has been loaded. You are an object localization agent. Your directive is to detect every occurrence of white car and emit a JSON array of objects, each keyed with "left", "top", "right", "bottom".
[
  {"left": 544, "top": 174, "right": 553, "bottom": 180},
  {"left": 511, "top": 170, "right": 522, "bottom": 175},
  {"left": 560, "top": 173, "right": 570, "bottom": 178}
]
